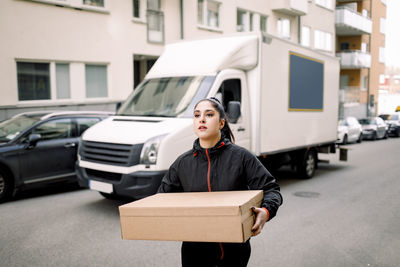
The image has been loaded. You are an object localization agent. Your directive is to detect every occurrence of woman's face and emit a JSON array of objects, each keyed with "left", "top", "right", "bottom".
[{"left": 193, "top": 101, "right": 225, "bottom": 142}]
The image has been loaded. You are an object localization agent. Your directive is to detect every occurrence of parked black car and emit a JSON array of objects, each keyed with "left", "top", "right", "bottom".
[
  {"left": 379, "top": 113, "right": 400, "bottom": 137},
  {"left": 0, "top": 111, "right": 112, "bottom": 203}
]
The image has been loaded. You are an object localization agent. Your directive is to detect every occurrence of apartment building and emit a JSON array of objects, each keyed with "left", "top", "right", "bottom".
[
  {"left": 0, "top": 0, "right": 336, "bottom": 120},
  {"left": 336, "top": 0, "right": 386, "bottom": 118}
]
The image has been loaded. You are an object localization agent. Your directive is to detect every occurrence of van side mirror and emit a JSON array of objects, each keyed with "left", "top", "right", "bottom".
[
  {"left": 25, "top": 134, "right": 41, "bottom": 149},
  {"left": 227, "top": 101, "right": 241, "bottom": 123}
]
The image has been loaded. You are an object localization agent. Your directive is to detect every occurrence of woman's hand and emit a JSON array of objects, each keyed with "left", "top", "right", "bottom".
[{"left": 251, "top": 207, "right": 269, "bottom": 236}]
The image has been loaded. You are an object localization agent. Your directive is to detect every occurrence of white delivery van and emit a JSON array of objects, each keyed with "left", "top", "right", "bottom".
[{"left": 76, "top": 32, "right": 345, "bottom": 199}]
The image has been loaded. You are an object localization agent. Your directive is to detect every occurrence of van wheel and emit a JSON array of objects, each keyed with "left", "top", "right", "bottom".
[
  {"left": 297, "top": 150, "right": 317, "bottom": 179},
  {"left": 372, "top": 132, "right": 377, "bottom": 140},
  {"left": 0, "top": 169, "right": 13, "bottom": 203}
]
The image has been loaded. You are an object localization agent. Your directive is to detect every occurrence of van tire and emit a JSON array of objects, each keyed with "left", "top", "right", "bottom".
[
  {"left": 0, "top": 169, "right": 13, "bottom": 203},
  {"left": 297, "top": 150, "right": 317, "bottom": 179}
]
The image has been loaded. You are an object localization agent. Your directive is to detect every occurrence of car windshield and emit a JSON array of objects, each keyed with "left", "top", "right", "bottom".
[
  {"left": 0, "top": 115, "right": 41, "bottom": 143},
  {"left": 358, "top": 119, "right": 372, "bottom": 125},
  {"left": 117, "top": 76, "right": 214, "bottom": 117},
  {"left": 388, "top": 114, "right": 399, "bottom": 120}
]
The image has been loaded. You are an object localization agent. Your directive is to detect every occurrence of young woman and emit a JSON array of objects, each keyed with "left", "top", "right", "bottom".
[{"left": 158, "top": 97, "right": 283, "bottom": 267}]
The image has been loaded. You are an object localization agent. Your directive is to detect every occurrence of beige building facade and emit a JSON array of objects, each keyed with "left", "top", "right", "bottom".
[
  {"left": 0, "top": 0, "right": 336, "bottom": 120},
  {"left": 336, "top": 0, "right": 386, "bottom": 118}
]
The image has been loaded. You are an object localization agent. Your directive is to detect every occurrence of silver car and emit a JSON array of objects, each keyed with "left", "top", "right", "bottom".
[{"left": 358, "top": 117, "right": 388, "bottom": 140}]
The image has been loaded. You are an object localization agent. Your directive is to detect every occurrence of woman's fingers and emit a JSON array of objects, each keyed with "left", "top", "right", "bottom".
[{"left": 251, "top": 207, "right": 268, "bottom": 236}]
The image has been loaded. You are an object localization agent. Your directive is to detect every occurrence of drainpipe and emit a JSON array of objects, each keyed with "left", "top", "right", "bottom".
[
  {"left": 366, "top": 0, "right": 372, "bottom": 117},
  {"left": 298, "top": 16, "right": 301, "bottom": 45},
  {"left": 180, "top": 0, "right": 184, "bottom": 39}
]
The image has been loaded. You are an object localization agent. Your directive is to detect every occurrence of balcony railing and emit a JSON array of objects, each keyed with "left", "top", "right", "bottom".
[
  {"left": 336, "top": 50, "right": 371, "bottom": 69},
  {"left": 339, "top": 86, "right": 361, "bottom": 104},
  {"left": 147, "top": 9, "right": 164, "bottom": 44},
  {"left": 271, "top": 0, "right": 307, "bottom": 16},
  {"left": 335, "top": 6, "right": 372, "bottom": 35}
]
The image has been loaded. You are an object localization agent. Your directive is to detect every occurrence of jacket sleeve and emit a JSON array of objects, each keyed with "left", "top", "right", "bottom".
[
  {"left": 243, "top": 151, "right": 283, "bottom": 221},
  {"left": 157, "top": 157, "right": 183, "bottom": 193}
]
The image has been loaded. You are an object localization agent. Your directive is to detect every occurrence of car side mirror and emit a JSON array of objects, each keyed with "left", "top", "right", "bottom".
[
  {"left": 226, "top": 101, "right": 241, "bottom": 124},
  {"left": 25, "top": 134, "right": 41, "bottom": 149}
]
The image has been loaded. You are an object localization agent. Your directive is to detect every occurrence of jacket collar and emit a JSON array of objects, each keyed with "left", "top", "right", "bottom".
[{"left": 192, "top": 136, "right": 230, "bottom": 158}]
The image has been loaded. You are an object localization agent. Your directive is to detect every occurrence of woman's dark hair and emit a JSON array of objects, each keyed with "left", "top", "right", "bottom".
[{"left": 194, "top": 97, "right": 235, "bottom": 143}]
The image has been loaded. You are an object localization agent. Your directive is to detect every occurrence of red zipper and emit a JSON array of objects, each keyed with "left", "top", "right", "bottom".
[
  {"left": 205, "top": 148, "right": 224, "bottom": 260},
  {"left": 206, "top": 149, "right": 211, "bottom": 192}
]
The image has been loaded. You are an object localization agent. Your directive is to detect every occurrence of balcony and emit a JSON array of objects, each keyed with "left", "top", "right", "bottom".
[
  {"left": 335, "top": 6, "right": 372, "bottom": 35},
  {"left": 336, "top": 50, "right": 371, "bottom": 69},
  {"left": 271, "top": 0, "right": 307, "bottom": 16}
]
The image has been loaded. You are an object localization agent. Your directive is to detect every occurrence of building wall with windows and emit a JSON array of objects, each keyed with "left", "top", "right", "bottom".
[
  {"left": 0, "top": 0, "right": 176, "bottom": 120},
  {"left": 0, "top": 0, "right": 336, "bottom": 120},
  {"left": 369, "top": 0, "right": 386, "bottom": 115}
]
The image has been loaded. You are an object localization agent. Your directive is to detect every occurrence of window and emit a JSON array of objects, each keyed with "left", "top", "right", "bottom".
[
  {"left": 217, "top": 79, "right": 241, "bottom": 113},
  {"left": 147, "top": 0, "right": 160, "bottom": 10},
  {"left": 260, "top": 15, "right": 267, "bottom": 33},
  {"left": 17, "top": 62, "right": 50, "bottom": 101},
  {"left": 362, "top": 76, "right": 368, "bottom": 90},
  {"left": 77, "top": 118, "right": 100, "bottom": 136},
  {"left": 379, "top": 74, "right": 385, "bottom": 84},
  {"left": 314, "top": 30, "right": 332, "bottom": 51},
  {"left": 315, "top": 0, "right": 333, "bottom": 10},
  {"left": 237, "top": 9, "right": 248, "bottom": 32},
  {"left": 147, "top": 9, "right": 164, "bottom": 43},
  {"left": 133, "top": 0, "right": 141, "bottom": 18},
  {"left": 198, "top": 0, "right": 220, "bottom": 29},
  {"left": 340, "top": 42, "right": 350, "bottom": 50},
  {"left": 85, "top": 65, "right": 108, "bottom": 98},
  {"left": 301, "top": 26, "right": 310, "bottom": 47},
  {"left": 56, "top": 63, "right": 70, "bottom": 99},
  {"left": 379, "top": 47, "right": 385, "bottom": 63},
  {"left": 26, "top": 0, "right": 107, "bottom": 12},
  {"left": 83, "top": 0, "right": 104, "bottom": 7},
  {"left": 380, "top": 17, "right": 386, "bottom": 34},
  {"left": 277, "top": 18, "right": 290, "bottom": 38},
  {"left": 361, "top": 42, "right": 367, "bottom": 53},
  {"left": 32, "top": 119, "right": 73, "bottom": 141}
]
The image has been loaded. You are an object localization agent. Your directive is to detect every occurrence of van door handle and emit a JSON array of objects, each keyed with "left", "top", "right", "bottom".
[
  {"left": 64, "top": 143, "right": 76, "bottom": 148},
  {"left": 237, "top": 127, "right": 245, "bottom": 132}
]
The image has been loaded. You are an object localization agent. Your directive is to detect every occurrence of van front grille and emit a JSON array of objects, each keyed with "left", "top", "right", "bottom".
[{"left": 80, "top": 141, "right": 143, "bottom": 167}]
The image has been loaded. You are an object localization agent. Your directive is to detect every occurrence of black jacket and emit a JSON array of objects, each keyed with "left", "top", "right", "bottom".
[{"left": 158, "top": 137, "right": 282, "bottom": 220}]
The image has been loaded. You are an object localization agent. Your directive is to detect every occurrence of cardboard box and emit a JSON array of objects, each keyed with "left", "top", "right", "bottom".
[{"left": 119, "top": 190, "right": 263, "bottom": 243}]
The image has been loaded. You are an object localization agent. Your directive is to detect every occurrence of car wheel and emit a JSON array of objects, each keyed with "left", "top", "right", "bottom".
[
  {"left": 357, "top": 133, "right": 362, "bottom": 143},
  {"left": 342, "top": 134, "right": 348, "bottom": 145},
  {"left": 384, "top": 131, "right": 388, "bottom": 139},
  {"left": 0, "top": 169, "right": 13, "bottom": 203},
  {"left": 297, "top": 150, "right": 317, "bottom": 179},
  {"left": 372, "top": 131, "right": 377, "bottom": 140}
]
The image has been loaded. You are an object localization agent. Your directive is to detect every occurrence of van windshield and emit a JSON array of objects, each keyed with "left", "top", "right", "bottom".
[{"left": 117, "top": 76, "right": 214, "bottom": 117}]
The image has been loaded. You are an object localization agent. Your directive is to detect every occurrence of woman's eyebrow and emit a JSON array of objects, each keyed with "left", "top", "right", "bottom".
[{"left": 194, "top": 109, "right": 215, "bottom": 113}]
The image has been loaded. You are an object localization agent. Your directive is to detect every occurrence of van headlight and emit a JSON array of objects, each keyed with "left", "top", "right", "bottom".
[{"left": 140, "top": 134, "right": 167, "bottom": 165}]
